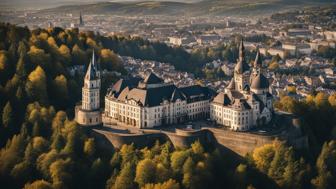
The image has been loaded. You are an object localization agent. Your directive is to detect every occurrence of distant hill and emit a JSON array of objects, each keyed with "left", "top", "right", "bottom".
[{"left": 39, "top": 0, "right": 336, "bottom": 16}]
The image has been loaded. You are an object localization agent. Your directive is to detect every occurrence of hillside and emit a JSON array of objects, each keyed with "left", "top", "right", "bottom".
[{"left": 39, "top": 0, "right": 336, "bottom": 16}]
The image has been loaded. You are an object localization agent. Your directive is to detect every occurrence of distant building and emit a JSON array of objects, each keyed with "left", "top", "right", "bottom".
[
  {"left": 210, "top": 41, "right": 273, "bottom": 131},
  {"left": 221, "top": 63, "right": 235, "bottom": 76},
  {"left": 168, "top": 36, "right": 195, "bottom": 46},
  {"left": 324, "top": 31, "right": 336, "bottom": 40},
  {"left": 267, "top": 48, "right": 286, "bottom": 59},
  {"left": 197, "top": 34, "right": 221, "bottom": 45},
  {"left": 280, "top": 29, "right": 312, "bottom": 39},
  {"left": 282, "top": 43, "right": 312, "bottom": 57}
]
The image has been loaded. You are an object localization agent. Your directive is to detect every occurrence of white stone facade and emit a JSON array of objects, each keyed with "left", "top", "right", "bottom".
[
  {"left": 210, "top": 41, "right": 273, "bottom": 131},
  {"left": 104, "top": 74, "right": 213, "bottom": 128}
]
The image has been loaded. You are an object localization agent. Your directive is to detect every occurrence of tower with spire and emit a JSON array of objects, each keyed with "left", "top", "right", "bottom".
[
  {"left": 79, "top": 11, "right": 84, "bottom": 26},
  {"left": 211, "top": 39, "right": 273, "bottom": 131},
  {"left": 75, "top": 51, "right": 102, "bottom": 126},
  {"left": 233, "top": 39, "right": 250, "bottom": 91}
]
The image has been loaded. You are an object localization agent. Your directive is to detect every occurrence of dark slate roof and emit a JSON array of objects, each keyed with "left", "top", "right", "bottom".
[
  {"left": 251, "top": 73, "right": 269, "bottom": 89},
  {"left": 227, "top": 90, "right": 245, "bottom": 100},
  {"left": 144, "top": 72, "right": 164, "bottom": 84},
  {"left": 180, "top": 85, "right": 215, "bottom": 103},
  {"left": 112, "top": 77, "right": 141, "bottom": 94},
  {"left": 118, "top": 84, "right": 176, "bottom": 107},
  {"left": 171, "top": 89, "right": 186, "bottom": 102},
  {"left": 232, "top": 99, "right": 251, "bottom": 110},
  {"left": 213, "top": 92, "right": 231, "bottom": 105},
  {"left": 85, "top": 62, "right": 97, "bottom": 80}
]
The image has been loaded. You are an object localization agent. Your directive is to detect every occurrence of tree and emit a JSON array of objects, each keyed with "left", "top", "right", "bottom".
[
  {"left": 27, "top": 46, "right": 51, "bottom": 72},
  {"left": 141, "top": 179, "right": 180, "bottom": 189},
  {"left": 2, "top": 101, "right": 13, "bottom": 128},
  {"left": 252, "top": 143, "right": 275, "bottom": 173},
  {"left": 84, "top": 138, "right": 95, "bottom": 158},
  {"left": 182, "top": 157, "right": 195, "bottom": 189},
  {"left": 36, "top": 149, "right": 58, "bottom": 178},
  {"left": 58, "top": 45, "right": 71, "bottom": 65},
  {"left": 52, "top": 75, "right": 68, "bottom": 106},
  {"left": 135, "top": 159, "right": 156, "bottom": 187},
  {"left": 328, "top": 94, "right": 336, "bottom": 107},
  {"left": 100, "top": 48, "right": 122, "bottom": 71},
  {"left": 314, "top": 92, "right": 328, "bottom": 107},
  {"left": 312, "top": 140, "right": 336, "bottom": 189},
  {"left": 0, "top": 51, "right": 9, "bottom": 81},
  {"left": 16, "top": 56, "right": 27, "bottom": 80},
  {"left": 114, "top": 163, "right": 135, "bottom": 189},
  {"left": 0, "top": 133, "right": 27, "bottom": 176},
  {"left": 23, "top": 180, "right": 53, "bottom": 189},
  {"left": 71, "top": 44, "right": 87, "bottom": 65},
  {"left": 120, "top": 144, "right": 137, "bottom": 167},
  {"left": 25, "top": 66, "right": 48, "bottom": 104},
  {"left": 171, "top": 150, "right": 189, "bottom": 174},
  {"left": 49, "top": 158, "right": 73, "bottom": 189}
]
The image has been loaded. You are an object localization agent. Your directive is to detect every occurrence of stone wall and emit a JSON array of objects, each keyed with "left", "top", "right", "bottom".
[{"left": 91, "top": 114, "right": 308, "bottom": 156}]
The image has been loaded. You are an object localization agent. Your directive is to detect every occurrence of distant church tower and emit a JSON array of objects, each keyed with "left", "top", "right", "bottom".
[
  {"left": 75, "top": 51, "right": 102, "bottom": 126},
  {"left": 79, "top": 11, "right": 84, "bottom": 26}
]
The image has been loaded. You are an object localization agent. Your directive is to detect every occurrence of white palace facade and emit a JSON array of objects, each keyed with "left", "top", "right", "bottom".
[
  {"left": 210, "top": 40, "right": 273, "bottom": 131},
  {"left": 104, "top": 73, "right": 214, "bottom": 128}
]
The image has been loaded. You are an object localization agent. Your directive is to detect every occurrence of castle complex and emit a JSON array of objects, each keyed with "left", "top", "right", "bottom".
[
  {"left": 76, "top": 40, "right": 273, "bottom": 131},
  {"left": 210, "top": 41, "right": 273, "bottom": 131}
]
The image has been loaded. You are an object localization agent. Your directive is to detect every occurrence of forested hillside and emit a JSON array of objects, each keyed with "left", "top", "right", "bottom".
[{"left": 0, "top": 23, "right": 336, "bottom": 189}]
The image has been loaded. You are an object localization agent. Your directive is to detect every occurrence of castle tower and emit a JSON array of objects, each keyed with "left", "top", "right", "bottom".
[
  {"left": 82, "top": 51, "right": 100, "bottom": 110},
  {"left": 75, "top": 51, "right": 102, "bottom": 126},
  {"left": 233, "top": 39, "right": 250, "bottom": 92}
]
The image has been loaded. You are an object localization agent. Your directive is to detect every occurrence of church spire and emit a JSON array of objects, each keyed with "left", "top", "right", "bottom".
[
  {"left": 79, "top": 11, "right": 84, "bottom": 26},
  {"left": 239, "top": 39, "right": 245, "bottom": 61},
  {"left": 234, "top": 39, "right": 249, "bottom": 74},
  {"left": 254, "top": 49, "right": 262, "bottom": 68}
]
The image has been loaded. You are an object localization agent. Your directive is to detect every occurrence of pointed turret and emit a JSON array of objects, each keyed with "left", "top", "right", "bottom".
[
  {"left": 234, "top": 39, "right": 250, "bottom": 74},
  {"left": 254, "top": 50, "right": 262, "bottom": 68},
  {"left": 85, "top": 61, "right": 97, "bottom": 81},
  {"left": 90, "top": 50, "right": 100, "bottom": 78},
  {"left": 239, "top": 39, "right": 245, "bottom": 60}
]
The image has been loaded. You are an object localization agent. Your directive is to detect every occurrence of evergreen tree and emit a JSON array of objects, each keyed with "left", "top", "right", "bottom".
[
  {"left": 2, "top": 101, "right": 13, "bottom": 128},
  {"left": 135, "top": 159, "right": 156, "bottom": 187},
  {"left": 114, "top": 163, "right": 135, "bottom": 189}
]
